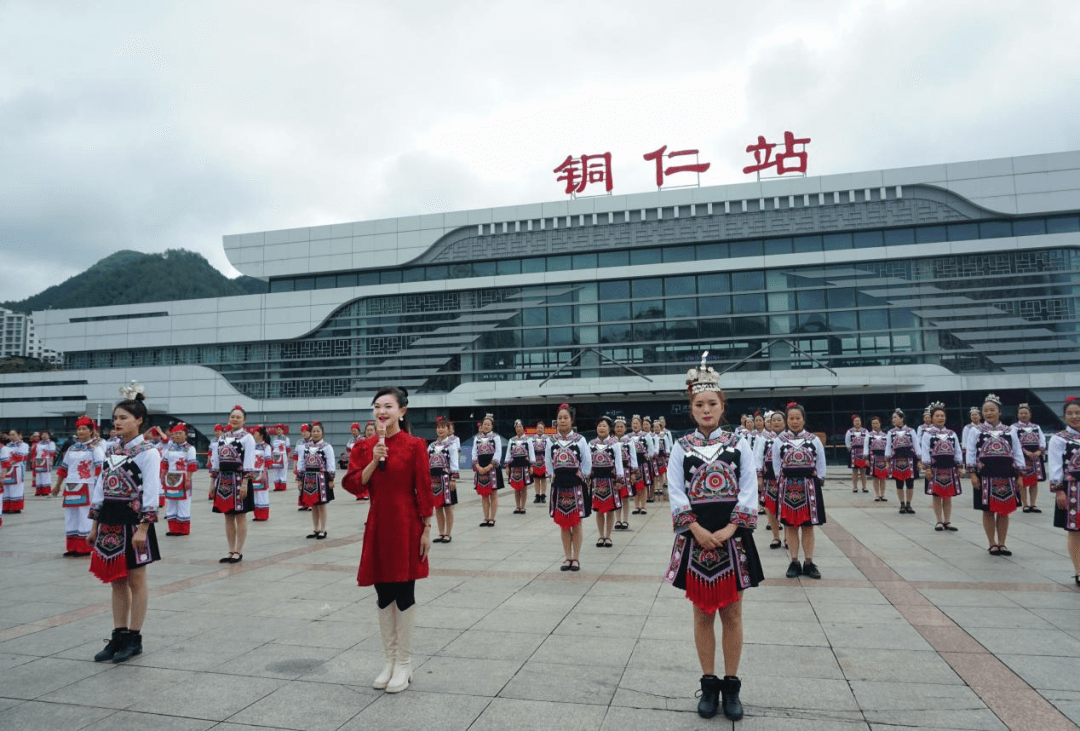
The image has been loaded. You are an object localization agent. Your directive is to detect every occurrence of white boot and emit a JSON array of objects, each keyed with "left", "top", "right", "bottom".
[
  {"left": 385, "top": 604, "right": 415, "bottom": 693},
  {"left": 372, "top": 604, "right": 397, "bottom": 690}
]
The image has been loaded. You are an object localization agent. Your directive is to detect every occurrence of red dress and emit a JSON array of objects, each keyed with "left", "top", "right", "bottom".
[{"left": 344, "top": 432, "right": 434, "bottom": 586}]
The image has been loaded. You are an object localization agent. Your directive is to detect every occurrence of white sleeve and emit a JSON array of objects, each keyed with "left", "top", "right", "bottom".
[
  {"left": 139, "top": 448, "right": 161, "bottom": 511},
  {"left": 503, "top": 439, "right": 513, "bottom": 465},
  {"left": 1048, "top": 434, "right": 1065, "bottom": 485},
  {"left": 667, "top": 440, "right": 691, "bottom": 534},
  {"left": 752, "top": 436, "right": 765, "bottom": 473},
  {"left": 964, "top": 428, "right": 978, "bottom": 467},
  {"left": 493, "top": 435, "right": 503, "bottom": 466},
  {"left": 735, "top": 438, "right": 760, "bottom": 518},
  {"left": 844, "top": 430, "right": 852, "bottom": 450},
  {"left": 772, "top": 438, "right": 783, "bottom": 476},
  {"left": 918, "top": 433, "right": 930, "bottom": 463},
  {"left": 578, "top": 435, "right": 591, "bottom": 477},
  {"left": 614, "top": 442, "right": 624, "bottom": 478},
  {"left": 324, "top": 445, "right": 336, "bottom": 476},
  {"left": 529, "top": 441, "right": 537, "bottom": 465},
  {"left": 187, "top": 445, "right": 198, "bottom": 467},
  {"left": 89, "top": 455, "right": 104, "bottom": 509},
  {"left": 1010, "top": 429, "right": 1026, "bottom": 470},
  {"left": 884, "top": 431, "right": 894, "bottom": 459},
  {"left": 295, "top": 445, "right": 306, "bottom": 473},
  {"left": 815, "top": 436, "right": 827, "bottom": 479},
  {"left": 627, "top": 440, "right": 638, "bottom": 469},
  {"left": 210, "top": 442, "right": 219, "bottom": 471},
  {"left": 952, "top": 433, "right": 963, "bottom": 462},
  {"left": 243, "top": 434, "right": 256, "bottom": 471},
  {"left": 450, "top": 443, "right": 460, "bottom": 473},
  {"left": 1037, "top": 426, "right": 1047, "bottom": 450}
]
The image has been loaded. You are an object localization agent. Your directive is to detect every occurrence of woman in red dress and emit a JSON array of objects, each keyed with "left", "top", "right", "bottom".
[{"left": 343, "top": 386, "right": 433, "bottom": 695}]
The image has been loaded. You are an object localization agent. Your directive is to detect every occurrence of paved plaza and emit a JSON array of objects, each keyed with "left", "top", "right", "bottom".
[{"left": 1, "top": 473, "right": 1078, "bottom": 731}]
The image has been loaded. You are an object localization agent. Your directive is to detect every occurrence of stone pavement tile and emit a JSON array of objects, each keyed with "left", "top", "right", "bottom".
[
  {"left": 199, "top": 615, "right": 316, "bottom": 645},
  {"left": 803, "top": 586, "right": 889, "bottom": 605},
  {"left": 0, "top": 601, "right": 86, "bottom": 625},
  {"left": 638, "top": 615, "right": 696, "bottom": 642},
  {"left": 468, "top": 697, "right": 608, "bottom": 731},
  {"left": 820, "top": 621, "right": 934, "bottom": 651},
  {"left": 648, "top": 596, "right": 695, "bottom": 618},
  {"left": 514, "top": 579, "right": 595, "bottom": 597},
  {"left": 530, "top": 633, "right": 637, "bottom": 668},
  {"left": 337, "top": 689, "right": 491, "bottom": 731},
  {"left": 598, "top": 706, "right": 725, "bottom": 731},
  {"left": 272, "top": 618, "right": 378, "bottom": 650},
  {"left": 834, "top": 647, "right": 964, "bottom": 685},
  {"left": 739, "top": 643, "right": 846, "bottom": 680},
  {"left": 1030, "top": 608, "right": 1080, "bottom": 632},
  {"left": 918, "top": 589, "right": 1021, "bottom": 607},
  {"left": 739, "top": 673, "right": 862, "bottom": 717},
  {"left": 743, "top": 619, "right": 831, "bottom": 647},
  {"left": 583, "top": 580, "right": 661, "bottom": 599},
  {"left": 730, "top": 713, "right": 870, "bottom": 730},
  {"left": 352, "top": 623, "right": 454, "bottom": 657},
  {"left": 127, "top": 673, "right": 286, "bottom": 721},
  {"left": 626, "top": 637, "right": 698, "bottom": 673},
  {"left": 295, "top": 647, "right": 422, "bottom": 687},
  {"left": 0, "top": 700, "right": 116, "bottom": 730},
  {"left": 804, "top": 601, "right": 907, "bottom": 625},
  {"left": 498, "top": 660, "right": 620, "bottom": 706},
  {"left": 38, "top": 665, "right": 198, "bottom": 709},
  {"left": 998, "top": 653, "right": 1080, "bottom": 692},
  {"left": 0, "top": 698, "right": 23, "bottom": 713},
  {"left": 963, "top": 626, "right": 1080, "bottom": 657},
  {"left": 849, "top": 680, "right": 1007, "bottom": 730},
  {"left": 224, "top": 680, "right": 376, "bottom": 730},
  {"left": 1043, "top": 690, "right": 1080, "bottom": 727},
  {"left": 438, "top": 629, "right": 546, "bottom": 662},
  {"left": 0, "top": 652, "right": 35, "bottom": 671},
  {"left": 555, "top": 611, "right": 647, "bottom": 638},
  {"left": 81, "top": 710, "right": 216, "bottom": 730},
  {"left": 0, "top": 626, "right": 127, "bottom": 658},
  {"left": 427, "top": 590, "right": 514, "bottom": 610},
  {"left": 3, "top": 657, "right": 111, "bottom": 700},
  {"left": 410, "top": 656, "right": 525, "bottom": 696},
  {"left": 610, "top": 667, "right": 698, "bottom": 712},
  {"left": 575, "top": 595, "right": 655, "bottom": 615},
  {"left": 1001, "top": 590, "right": 1080, "bottom": 609},
  {"left": 404, "top": 603, "right": 493, "bottom": 630},
  {"left": 213, "top": 642, "right": 345, "bottom": 679},
  {"left": 139, "top": 608, "right": 235, "bottom": 637},
  {"left": 499, "top": 592, "right": 584, "bottom": 613},
  {"left": 117, "top": 637, "right": 265, "bottom": 672},
  {"left": 939, "top": 605, "right": 1052, "bottom": 631},
  {"left": 250, "top": 598, "right": 354, "bottom": 620},
  {"left": 737, "top": 599, "right": 819, "bottom": 623}
]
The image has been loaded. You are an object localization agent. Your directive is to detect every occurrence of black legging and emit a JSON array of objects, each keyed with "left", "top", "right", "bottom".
[
  {"left": 375, "top": 581, "right": 416, "bottom": 611},
  {"left": 894, "top": 478, "right": 915, "bottom": 490}
]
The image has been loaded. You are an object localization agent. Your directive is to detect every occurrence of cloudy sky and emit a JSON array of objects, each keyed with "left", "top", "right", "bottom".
[{"left": 1, "top": 0, "right": 1078, "bottom": 301}]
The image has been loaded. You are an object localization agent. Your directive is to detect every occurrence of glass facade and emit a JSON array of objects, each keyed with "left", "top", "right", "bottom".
[{"left": 66, "top": 245, "right": 1080, "bottom": 400}]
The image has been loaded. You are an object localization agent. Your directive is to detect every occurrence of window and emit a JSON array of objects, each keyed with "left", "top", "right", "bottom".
[
  {"left": 425, "top": 265, "right": 448, "bottom": 280},
  {"left": 860, "top": 309, "right": 888, "bottom": 330},
  {"left": 699, "top": 273, "right": 731, "bottom": 293},
  {"left": 699, "top": 295, "right": 731, "bottom": 315},
  {"left": 630, "top": 248, "right": 661, "bottom": 265},
  {"left": 548, "top": 306, "right": 572, "bottom": 325},
  {"left": 521, "top": 257, "right": 545, "bottom": 274},
  {"left": 915, "top": 226, "right": 947, "bottom": 244},
  {"left": 549, "top": 327, "right": 573, "bottom": 346},
  {"left": 599, "top": 281, "right": 629, "bottom": 300},
  {"left": 946, "top": 223, "right": 979, "bottom": 242},
  {"left": 884, "top": 228, "right": 915, "bottom": 246},
  {"left": 473, "top": 261, "right": 497, "bottom": 276},
  {"left": 795, "top": 235, "right": 826, "bottom": 252},
  {"left": 633, "top": 300, "right": 663, "bottom": 319},
  {"left": 663, "top": 246, "right": 695, "bottom": 263},
  {"left": 633, "top": 321, "right": 662, "bottom": 341},
  {"left": 1047, "top": 215, "right": 1080, "bottom": 234},
  {"left": 315, "top": 274, "right": 337, "bottom": 289},
  {"left": 797, "top": 289, "right": 826, "bottom": 310},
  {"left": 732, "top": 271, "right": 764, "bottom": 291},
  {"left": 496, "top": 259, "right": 521, "bottom": 275},
  {"left": 294, "top": 277, "right": 314, "bottom": 291},
  {"left": 522, "top": 329, "right": 547, "bottom": 347},
  {"left": 697, "top": 242, "right": 729, "bottom": 260},
  {"left": 828, "top": 288, "right": 857, "bottom": 309},
  {"left": 547, "top": 256, "right": 571, "bottom": 272},
  {"left": 380, "top": 270, "right": 402, "bottom": 284},
  {"left": 270, "top": 279, "right": 294, "bottom": 293},
  {"left": 764, "top": 238, "right": 792, "bottom": 255},
  {"left": 853, "top": 231, "right": 884, "bottom": 249},
  {"left": 598, "top": 250, "right": 628, "bottom": 268},
  {"left": 666, "top": 298, "right": 697, "bottom": 318},
  {"left": 600, "top": 302, "right": 630, "bottom": 322},
  {"left": 665, "top": 276, "right": 696, "bottom": 296},
  {"left": 632, "top": 278, "right": 663, "bottom": 298},
  {"left": 402, "top": 268, "right": 424, "bottom": 283},
  {"left": 600, "top": 324, "right": 631, "bottom": 343},
  {"left": 979, "top": 221, "right": 1012, "bottom": 239},
  {"left": 731, "top": 239, "right": 763, "bottom": 257},
  {"left": 733, "top": 293, "right": 765, "bottom": 314},
  {"left": 337, "top": 272, "right": 358, "bottom": 287},
  {"left": 357, "top": 272, "right": 380, "bottom": 285},
  {"left": 829, "top": 310, "right": 857, "bottom": 331},
  {"left": 523, "top": 309, "right": 546, "bottom": 326},
  {"left": 572, "top": 253, "right": 597, "bottom": 269},
  {"left": 1012, "top": 218, "right": 1046, "bottom": 236}
]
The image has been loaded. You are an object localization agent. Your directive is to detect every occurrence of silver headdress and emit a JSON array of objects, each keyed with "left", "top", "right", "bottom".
[
  {"left": 969, "top": 406, "right": 980, "bottom": 415},
  {"left": 928, "top": 401, "right": 945, "bottom": 412},
  {"left": 685, "top": 351, "right": 721, "bottom": 395},
  {"left": 1018, "top": 402, "right": 1030, "bottom": 411},
  {"left": 514, "top": 419, "right": 523, "bottom": 427},
  {"left": 984, "top": 393, "right": 1002, "bottom": 406},
  {"left": 483, "top": 413, "right": 495, "bottom": 421},
  {"left": 614, "top": 416, "right": 627, "bottom": 425},
  {"left": 118, "top": 381, "right": 144, "bottom": 400}
]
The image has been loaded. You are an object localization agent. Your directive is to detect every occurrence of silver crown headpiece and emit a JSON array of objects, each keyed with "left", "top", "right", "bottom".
[
  {"left": 118, "top": 381, "right": 144, "bottom": 400},
  {"left": 928, "top": 401, "right": 945, "bottom": 411},
  {"left": 685, "top": 351, "right": 721, "bottom": 395},
  {"left": 1018, "top": 402, "right": 1030, "bottom": 411},
  {"left": 984, "top": 393, "right": 1002, "bottom": 406},
  {"left": 970, "top": 406, "right": 981, "bottom": 414}
]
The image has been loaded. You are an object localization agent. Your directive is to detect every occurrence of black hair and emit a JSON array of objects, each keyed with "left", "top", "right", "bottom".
[
  {"left": 372, "top": 386, "right": 411, "bottom": 434},
  {"left": 229, "top": 404, "right": 247, "bottom": 418},
  {"left": 870, "top": 415, "right": 882, "bottom": 427},
  {"left": 929, "top": 406, "right": 947, "bottom": 417},
  {"left": 597, "top": 415, "right": 614, "bottom": 430},
  {"left": 557, "top": 403, "right": 576, "bottom": 426},
  {"left": 254, "top": 425, "right": 270, "bottom": 442},
  {"left": 8, "top": 427, "right": 22, "bottom": 438},
  {"left": 535, "top": 419, "right": 545, "bottom": 427},
  {"left": 893, "top": 408, "right": 905, "bottom": 422},
  {"left": 784, "top": 402, "right": 807, "bottom": 423},
  {"left": 1063, "top": 397, "right": 1080, "bottom": 415},
  {"left": 114, "top": 392, "right": 149, "bottom": 431}
]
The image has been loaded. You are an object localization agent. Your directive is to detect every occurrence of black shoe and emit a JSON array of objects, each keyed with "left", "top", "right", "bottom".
[
  {"left": 721, "top": 675, "right": 744, "bottom": 721},
  {"left": 229, "top": 553, "right": 243, "bottom": 563},
  {"left": 112, "top": 630, "right": 142, "bottom": 663},
  {"left": 1030, "top": 507, "right": 1042, "bottom": 513},
  {"left": 802, "top": 561, "right": 821, "bottom": 579},
  {"left": 907, "top": 503, "right": 915, "bottom": 514},
  {"left": 94, "top": 628, "right": 126, "bottom": 662},
  {"left": 697, "top": 674, "right": 721, "bottom": 719},
  {"left": 533, "top": 495, "right": 542, "bottom": 504},
  {"left": 786, "top": 560, "right": 801, "bottom": 579},
  {"left": 899, "top": 504, "right": 906, "bottom": 514},
  {"left": 541, "top": 495, "right": 547, "bottom": 503}
]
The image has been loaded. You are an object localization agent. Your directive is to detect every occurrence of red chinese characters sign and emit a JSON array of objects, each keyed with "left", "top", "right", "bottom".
[{"left": 553, "top": 133, "right": 810, "bottom": 195}]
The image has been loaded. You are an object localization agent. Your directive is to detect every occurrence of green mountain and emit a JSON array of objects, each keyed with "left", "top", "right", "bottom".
[{"left": 2, "top": 249, "right": 269, "bottom": 313}]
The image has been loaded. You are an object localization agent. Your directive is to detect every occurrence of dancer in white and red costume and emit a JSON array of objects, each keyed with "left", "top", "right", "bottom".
[
  {"left": 774, "top": 402, "right": 827, "bottom": 580},
  {"left": 251, "top": 426, "right": 273, "bottom": 521},
  {"left": 207, "top": 424, "right": 224, "bottom": 501},
  {"left": 1048, "top": 396, "right": 1080, "bottom": 587},
  {"left": 345, "top": 422, "right": 367, "bottom": 500},
  {"left": 212, "top": 407, "right": 256, "bottom": 563},
  {"left": 2, "top": 429, "right": 29, "bottom": 513},
  {"left": 32, "top": 431, "right": 57, "bottom": 496},
  {"left": 547, "top": 403, "right": 591, "bottom": 571},
  {"left": 530, "top": 420, "right": 549, "bottom": 504},
  {"left": 965, "top": 394, "right": 1024, "bottom": 556},
  {"left": 297, "top": 421, "right": 335, "bottom": 539},
  {"left": 504, "top": 420, "right": 535, "bottom": 515},
  {"left": 613, "top": 416, "right": 638, "bottom": 532},
  {"left": 161, "top": 424, "right": 198, "bottom": 535},
  {"left": 473, "top": 415, "right": 502, "bottom": 527},
  {"left": 52, "top": 416, "right": 103, "bottom": 555},
  {"left": 1014, "top": 403, "right": 1047, "bottom": 514},
  {"left": 429, "top": 416, "right": 459, "bottom": 543},
  {"left": 918, "top": 402, "right": 963, "bottom": 533},
  {"left": 270, "top": 424, "right": 291, "bottom": 492},
  {"left": 589, "top": 415, "right": 623, "bottom": 548}
]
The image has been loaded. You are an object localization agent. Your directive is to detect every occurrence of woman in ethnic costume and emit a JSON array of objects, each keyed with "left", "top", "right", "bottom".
[
  {"left": 886, "top": 409, "right": 919, "bottom": 514},
  {"left": 250, "top": 426, "right": 272, "bottom": 522},
  {"left": 774, "top": 402, "right": 827, "bottom": 580},
  {"left": 845, "top": 415, "right": 869, "bottom": 494},
  {"left": 863, "top": 416, "right": 889, "bottom": 502},
  {"left": 161, "top": 423, "right": 198, "bottom": 535},
  {"left": 961, "top": 407, "right": 981, "bottom": 465},
  {"left": 297, "top": 421, "right": 335, "bottom": 539},
  {"left": 52, "top": 416, "right": 103, "bottom": 555},
  {"left": 2, "top": 428, "right": 29, "bottom": 513},
  {"left": 345, "top": 423, "right": 365, "bottom": 500},
  {"left": 590, "top": 416, "right": 624, "bottom": 548},
  {"left": 964, "top": 394, "right": 1024, "bottom": 556},
  {"left": 343, "top": 386, "right": 433, "bottom": 694},
  {"left": 530, "top": 420, "right": 549, "bottom": 504},
  {"left": 87, "top": 384, "right": 161, "bottom": 664},
  {"left": 429, "top": 416, "right": 459, "bottom": 543},
  {"left": 665, "top": 352, "right": 760, "bottom": 721},
  {"left": 642, "top": 416, "right": 656, "bottom": 502},
  {"left": 753, "top": 410, "right": 784, "bottom": 549},
  {"left": 547, "top": 403, "right": 592, "bottom": 571},
  {"left": 1014, "top": 403, "right": 1047, "bottom": 514},
  {"left": 918, "top": 402, "right": 963, "bottom": 533},
  {"left": 1047, "top": 397, "right": 1080, "bottom": 586},
  {"left": 293, "top": 423, "right": 313, "bottom": 511},
  {"left": 628, "top": 415, "right": 653, "bottom": 516},
  {"left": 32, "top": 430, "right": 57, "bottom": 497},
  {"left": 211, "top": 406, "right": 256, "bottom": 563},
  {"left": 504, "top": 419, "right": 535, "bottom": 515},
  {"left": 473, "top": 415, "right": 502, "bottom": 527},
  {"left": 270, "top": 424, "right": 290, "bottom": 492},
  {"left": 613, "top": 416, "right": 637, "bottom": 532}
]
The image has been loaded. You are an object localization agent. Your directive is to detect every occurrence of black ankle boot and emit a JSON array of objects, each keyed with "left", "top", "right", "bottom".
[
  {"left": 112, "top": 630, "right": 142, "bottom": 663},
  {"left": 721, "top": 675, "right": 743, "bottom": 720},
  {"left": 94, "top": 628, "right": 126, "bottom": 662},
  {"left": 697, "top": 674, "right": 722, "bottom": 718}
]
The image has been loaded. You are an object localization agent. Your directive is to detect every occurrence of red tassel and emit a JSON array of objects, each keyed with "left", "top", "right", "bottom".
[
  {"left": 476, "top": 485, "right": 495, "bottom": 497},
  {"left": 298, "top": 491, "right": 319, "bottom": 508},
  {"left": 552, "top": 511, "right": 581, "bottom": 530},
  {"left": 764, "top": 496, "right": 777, "bottom": 514},
  {"left": 686, "top": 572, "right": 740, "bottom": 614},
  {"left": 781, "top": 504, "right": 810, "bottom": 526},
  {"left": 89, "top": 554, "right": 128, "bottom": 584},
  {"left": 213, "top": 494, "right": 236, "bottom": 513}
]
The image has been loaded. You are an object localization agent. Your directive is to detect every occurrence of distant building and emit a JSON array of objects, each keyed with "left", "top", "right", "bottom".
[{"left": 0, "top": 308, "right": 62, "bottom": 365}]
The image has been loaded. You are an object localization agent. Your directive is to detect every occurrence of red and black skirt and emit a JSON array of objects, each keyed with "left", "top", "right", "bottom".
[
  {"left": 212, "top": 471, "right": 254, "bottom": 514},
  {"left": 1053, "top": 475, "right": 1079, "bottom": 531},
  {"left": 550, "top": 468, "right": 590, "bottom": 529},
  {"left": 974, "top": 458, "right": 1020, "bottom": 515},
  {"left": 777, "top": 471, "right": 826, "bottom": 527},
  {"left": 870, "top": 451, "right": 889, "bottom": 480},
  {"left": 925, "top": 457, "right": 962, "bottom": 498},
  {"left": 664, "top": 505, "right": 762, "bottom": 614},
  {"left": 508, "top": 458, "right": 532, "bottom": 492},
  {"left": 89, "top": 499, "right": 160, "bottom": 584},
  {"left": 590, "top": 468, "right": 620, "bottom": 513},
  {"left": 431, "top": 469, "right": 458, "bottom": 507}
]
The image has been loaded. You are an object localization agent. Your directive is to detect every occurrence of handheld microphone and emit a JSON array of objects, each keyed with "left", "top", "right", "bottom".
[{"left": 378, "top": 425, "right": 387, "bottom": 471}]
